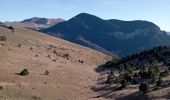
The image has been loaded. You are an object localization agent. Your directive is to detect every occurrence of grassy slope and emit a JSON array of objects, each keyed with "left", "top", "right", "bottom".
[{"left": 0, "top": 26, "right": 112, "bottom": 100}]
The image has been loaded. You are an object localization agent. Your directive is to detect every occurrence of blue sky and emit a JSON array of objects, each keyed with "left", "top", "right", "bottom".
[{"left": 1, "top": 0, "right": 170, "bottom": 31}]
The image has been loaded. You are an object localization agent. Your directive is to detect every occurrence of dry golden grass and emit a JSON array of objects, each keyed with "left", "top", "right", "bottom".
[{"left": 0, "top": 26, "right": 112, "bottom": 100}]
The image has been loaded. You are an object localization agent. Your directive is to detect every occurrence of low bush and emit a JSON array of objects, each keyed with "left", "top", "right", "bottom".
[
  {"left": 156, "top": 77, "right": 163, "bottom": 87},
  {"left": 139, "top": 83, "right": 149, "bottom": 94},
  {"left": 0, "top": 35, "right": 7, "bottom": 41},
  {"left": 0, "top": 86, "right": 3, "bottom": 90},
  {"left": 78, "top": 60, "right": 84, "bottom": 64},
  {"left": 19, "top": 69, "right": 29, "bottom": 76},
  {"left": 44, "top": 70, "right": 49, "bottom": 75},
  {"left": 120, "top": 79, "right": 128, "bottom": 88}
]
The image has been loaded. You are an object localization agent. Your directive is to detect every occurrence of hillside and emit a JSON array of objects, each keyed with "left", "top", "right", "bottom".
[
  {"left": 104, "top": 46, "right": 170, "bottom": 70},
  {"left": 41, "top": 13, "right": 170, "bottom": 56},
  {"left": 99, "top": 46, "right": 170, "bottom": 99},
  {"left": 0, "top": 26, "right": 112, "bottom": 100},
  {"left": 5, "top": 17, "right": 65, "bottom": 30}
]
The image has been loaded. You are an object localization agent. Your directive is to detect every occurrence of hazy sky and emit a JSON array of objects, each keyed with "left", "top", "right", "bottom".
[{"left": 1, "top": 0, "right": 170, "bottom": 31}]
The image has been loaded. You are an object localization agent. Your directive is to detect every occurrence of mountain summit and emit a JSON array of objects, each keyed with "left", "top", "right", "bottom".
[
  {"left": 21, "top": 17, "right": 64, "bottom": 25},
  {"left": 41, "top": 13, "right": 170, "bottom": 56},
  {"left": 5, "top": 17, "right": 65, "bottom": 30}
]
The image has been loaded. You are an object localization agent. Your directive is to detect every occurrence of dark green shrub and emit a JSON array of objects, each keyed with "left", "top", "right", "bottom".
[
  {"left": 44, "top": 70, "right": 49, "bottom": 75},
  {"left": 63, "top": 53, "right": 69, "bottom": 58},
  {"left": 133, "top": 72, "right": 138, "bottom": 78},
  {"left": 62, "top": 53, "right": 69, "bottom": 60},
  {"left": 156, "top": 77, "right": 163, "bottom": 87},
  {"left": 0, "top": 86, "right": 3, "bottom": 90},
  {"left": 78, "top": 60, "right": 84, "bottom": 64},
  {"left": 0, "top": 35, "right": 7, "bottom": 41},
  {"left": 30, "top": 47, "right": 33, "bottom": 50},
  {"left": 123, "top": 72, "right": 132, "bottom": 83},
  {"left": 139, "top": 83, "right": 149, "bottom": 94},
  {"left": 17, "top": 44, "right": 22, "bottom": 47},
  {"left": 160, "top": 70, "right": 169, "bottom": 77},
  {"left": 132, "top": 78, "right": 139, "bottom": 84},
  {"left": 19, "top": 69, "right": 29, "bottom": 76},
  {"left": 120, "top": 79, "right": 128, "bottom": 88},
  {"left": 31, "top": 95, "right": 41, "bottom": 100},
  {"left": 8, "top": 26, "right": 14, "bottom": 32},
  {"left": 53, "top": 50, "right": 57, "bottom": 54},
  {"left": 106, "top": 74, "right": 114, "bottom": 84}
]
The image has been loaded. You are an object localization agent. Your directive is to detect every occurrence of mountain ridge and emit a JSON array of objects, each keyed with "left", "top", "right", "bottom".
[
  {"left": 21, "top": 17, "right": 64, "bottom": 25},
  {"left": 41, "top": 13, "right": 170, "bottom": 56},
  {"left": 4, "top": 17, "right": 65, "bottom": 30}
]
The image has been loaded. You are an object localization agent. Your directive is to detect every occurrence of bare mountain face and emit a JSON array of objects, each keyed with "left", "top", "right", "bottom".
[
  {"left": 41, "top": 13, "right": 170, "bottom": 57},
  {"left": 5, "top": 17, "right": 65, "bottom": 30}
]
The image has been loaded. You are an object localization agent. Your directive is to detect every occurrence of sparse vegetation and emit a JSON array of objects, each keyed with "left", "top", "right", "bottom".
[
  {"left": 62, "top": 53, "right": 69, "bottom": 58},
  {"left": 52, "top": 59, "right": 57, "bottom": 62},
  {"left": 106, "top": 74, "right": 114, "bottom": 84},
  {"left": 30, "top": 47, "right": 33, "bottom": 50},
  {"left": 104, "top": 46, "right": 170, "bottom": 93},
  {"left": 17, "top": 44, "right": 22, "bottom": 47},
  {"left": 0, "top": 23, "right": 112, "bottom": 99},
  {"left": 139, "top": 83, "right": 149, "bottom": 94},
  {"left": 47, "top": 55, "right": 51, "bottom": 58},
  {"left": 53, "top": 50, "right": 57, "bottom": 54},
  {"left": 31, "top": 95, "right": 41, "bottom": 100},
  {"left": 0, "top": 35, "right": 7, "bottom": 41},
  {"left": 19, "top": 69, "right": 29, "bottom": 76},
  {"left": 44, "top": 70, "right": 49, "bottom": 75},
  {"left": 78, "top": 60, "right": 84, "bottom": 64},
  {"left": 120, "top": 79, "right": 128, "bottom": 88},
  {"left": 35, "top": 54, "right": 39, "bottom": 57},
  {"left": 1, "top": 43, "right": 5, "bottom": 46},
  {"left": 61, "top": 53, "right": 69, "bottom": 60},
  {"left": 156, "top": 77, "right": 163, "bottom": 87},
  {"left": 160, "top": 69, "right": 169, "bottom": 77},
  {"left": 0, "top": 86, "right": 3, "bottom": 90},
  {"left": 8, "top": 26, "right": 14, "bottom": 32}
]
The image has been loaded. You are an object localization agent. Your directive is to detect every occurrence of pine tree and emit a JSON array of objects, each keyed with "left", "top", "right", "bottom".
[{"left": 139, "top": 83, "right": 149, "bottom": 94}]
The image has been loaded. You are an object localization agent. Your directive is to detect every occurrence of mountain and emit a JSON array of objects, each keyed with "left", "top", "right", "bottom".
[
  {"left": 21, "top": 17, "right": 64, "bottom": 25},
  {"left": 0, "top": 25, "right": 112, "bottom": 100},
  {"left": 41, "top": 13, "right": 170, "bottom": 56},
  {"left": 0, "top": 22, "right": 7, "bottom": 27},
  {"left": 1, "top": 22, "right": 170, "bottom": 100},
  {"left": 5, "top": 17, "right": 65, "bottom": 30}
]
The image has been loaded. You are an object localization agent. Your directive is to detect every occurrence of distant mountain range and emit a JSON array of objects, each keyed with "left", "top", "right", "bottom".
[
  {"left": 41, "top": 13, "right": 170, "bottom": 56},
  {"left": 0, "top": 22, "right": 7, "bottom": 27},
  {"left": 5, "top": 17, "right": 65, "bottom": 30}
]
